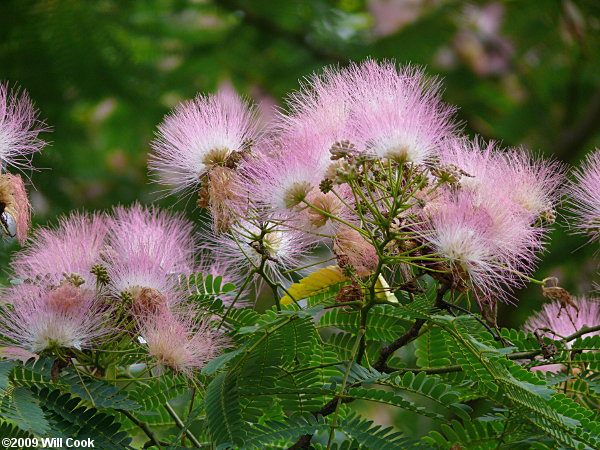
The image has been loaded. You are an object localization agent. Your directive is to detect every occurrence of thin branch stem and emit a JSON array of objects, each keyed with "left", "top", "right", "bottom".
[{"left": 164, "top": 402, "right": 202, "bottom": 448}]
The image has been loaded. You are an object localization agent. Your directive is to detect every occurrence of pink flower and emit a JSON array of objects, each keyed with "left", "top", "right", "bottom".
[
  {"left": 441, "top": 139, "right": 565, "bottom": 223},
  {"left": 0, "top": 84, "right": 49, "bottom": 171},
  {"left": 139, "top": 308, "right": 226, "bottom": 376},
  {"left": 524, "top": 296, "right": 600, "bottom": 340},
  {"left": 240, "top": 137, "right": 330, "bottom": 213},
  {"left": 103, "top": 204, "right": 197, "bottom": 309},
  {"left": 0, "top": 284, "right": 111, "bottom": 354},
  {"left": 567, "top": 149, "right": 600, "bottom": 242},
  {"left": 11, "top": 212, "right": 108, "bottom": 286},
  {"left": 149, "top": 89, "right": 260, "bottom": 195},
  {"left": 107, "top": 203, "right": 196, "bottom": 274},
  {"left": 417, "top": 189, "right": 539, "bottom": 299},
  {"left": 201, "top": 216, "right": 312, "bottom": 286},
  {"left": 523, "top": 297, "right": 600, "bottom": 373},
  {"left": 103, "top": 251, "right": 183, "bottom": 314},
  {"left": 346, "top": 60, "right": 457, "bottom": 164}
]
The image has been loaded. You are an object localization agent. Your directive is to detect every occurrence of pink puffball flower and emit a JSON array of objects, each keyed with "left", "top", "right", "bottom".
[
  {"left": 104, "top": 204, "right": 197, "bottom": 310},
  {"left": 139, "top": 309, "right": 226, "bottom": 376},
  {"left": 149, "top": 89, "right": 260, "bottom": 195},
  {"left": 568, "top": 149, "right": 600, "bottom": 242},
  {"left": 441, "top": 139, "right": 565, "bottom": 224},
  {"left": 418, "top": 189, "right": 538, "bottom": 299},
  {"left": 502, "top": 148, "right": 566, "bottom": 223},
  {"left": 201, "top": 217, "right": 312, "bottom": 286},
  {"left": 523, "top": 297, "right": 600, "bottom": 373},
  {"left": 0, "top": 84, "right": 49, "bottom": 172},
  {"left": 523, "top": 296, "right": 600, "bottom": 340},
  {"left": 11, "top": 212, "right": 108, "bottom": 286},
  {"left": 104, "top": 251, "right": 184, "bottom": 314},
  {"left": 0, "top": 284, "right": 110, "bottom": 354},
  {"left": 276, "top": 64, "right": 355, "bottom": 165},
  {"left": 241, "top": 136, "right": 331, "bottom": 213},
  {"left": 346, "top": 60, "right": 457, "bottom": 164},
  {"left": 107, "top": 203, "right": 196, "bottom": 274}
]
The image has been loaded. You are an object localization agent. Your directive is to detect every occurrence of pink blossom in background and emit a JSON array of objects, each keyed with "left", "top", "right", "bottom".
[
  {"left": 368, "top": 0, "right": 427, "bottom": 38},
  {"left": 0, "top": 284, "right": 111, "bottom": 354},
  {"left": 11, "top": 212, "right": 108, "bottom": 286},
  {"left": 452, "top": 2, "right": 514, "bottom": 77},
  {"left": 149, "top": 88, "right": 261, "bottom": 195},
  {"left": 524, "top": 296, "right": 600, "bottom": 339},
  {"left": 567, "top": 149, "right": 600, "bottom": 243},
  {"left": 139, "top": 308, "right": 226, "bottom": 376},
  {"left": 523, "top": 297, "right": 600, "bottom": 373},
  {"left": 0, "top": 83, "right": 49, "bottom": 171}
]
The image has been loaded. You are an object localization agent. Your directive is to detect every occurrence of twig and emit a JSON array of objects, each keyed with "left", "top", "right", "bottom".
[
  {"left": 164, "top": 402, "right": 203, "bottom": 448},
  {"left": 118, "top": 409, "right": 166, "bottom": 448}
]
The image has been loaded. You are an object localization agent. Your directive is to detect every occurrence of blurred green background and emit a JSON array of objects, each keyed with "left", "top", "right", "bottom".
[{"left": 1, "top": 0, "right": 599, "bottom": 340}]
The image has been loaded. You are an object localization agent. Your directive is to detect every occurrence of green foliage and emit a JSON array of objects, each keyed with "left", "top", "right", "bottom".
[
  {"left": 34, "top": 387, "right": 133, "bottom": 448},
  {"left": 205, "top": 372, "right": 245, "bottom": 448},
  {"left": 0, "top": 386, "right": 50, "bottom": 436}
]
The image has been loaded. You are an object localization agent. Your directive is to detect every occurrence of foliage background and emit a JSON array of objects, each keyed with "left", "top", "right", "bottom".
[{"left": 0, "top": 0, "right": 599, "bottom": 438}]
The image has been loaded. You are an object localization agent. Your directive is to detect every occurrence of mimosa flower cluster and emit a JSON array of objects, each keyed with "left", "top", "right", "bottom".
[
  {"left": 149, "top": 60, "right": 573, "bottom": 307},
  {"left": 0, "top": 205, "right": 226, "bottom": 374},
  {"left": 0, "top": 59, "right": 599, "bottom": 382}
]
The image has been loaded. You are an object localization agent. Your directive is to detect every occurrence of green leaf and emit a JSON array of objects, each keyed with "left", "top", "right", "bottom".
[
  {"left": 205, "top": 372, "right": 245, "bottom": 447},
  {"left": 60, "top": 368, "right": 140, "bottom": 410},
  {"left": 0, "top": 386, "right": 50, "bottom": 436},
  {"left": 0, "top": 360, "right": 17, "bottom": 390},
  {"left": 34, "top": 387, "right": 133, "bottom": 448}
]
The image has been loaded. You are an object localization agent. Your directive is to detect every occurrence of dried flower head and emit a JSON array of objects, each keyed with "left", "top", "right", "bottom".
[
  {"left": 149, "top": 89, "right": 259, "bottom": 195},
  {"left": 0, "top": 173, "right": 31, "bottom": 243},
  {"left": 0, "top": 84, "right": 49, "bottom": 171},
  {"left": 567, "top": 149, "right": 600, "bottom": 242}
]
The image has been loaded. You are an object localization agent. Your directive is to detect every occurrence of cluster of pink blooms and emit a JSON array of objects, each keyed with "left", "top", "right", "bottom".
[
  {"left": 148, "top": 59, "right": 573, "bottom": 304},
  {"left": 1, "top": 62, "right": 599, "bottom": 375},
  {"left": 0, "top": 206, "right": 226, "bottom": 375}
]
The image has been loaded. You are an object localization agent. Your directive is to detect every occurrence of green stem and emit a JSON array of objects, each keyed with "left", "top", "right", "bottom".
[
  {"left": 164, "top": 402, "right": 202, "bottom": 448},
  {"left": 327, "top": 327, "right": 365, "bottom": 450}
]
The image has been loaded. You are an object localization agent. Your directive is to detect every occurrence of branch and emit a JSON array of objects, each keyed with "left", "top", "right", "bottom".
[
  {"left": 381, "top": 324, "right": 600, "bottom": 375},
  {"left": 118, "top": 409, "right": 167, "bottom": 448},
  {"left": 164, "top": 402, "right": 202, "bottom": 448},
  {"left": 373, "top": 284, "right": 449, "bottom": 372}
]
